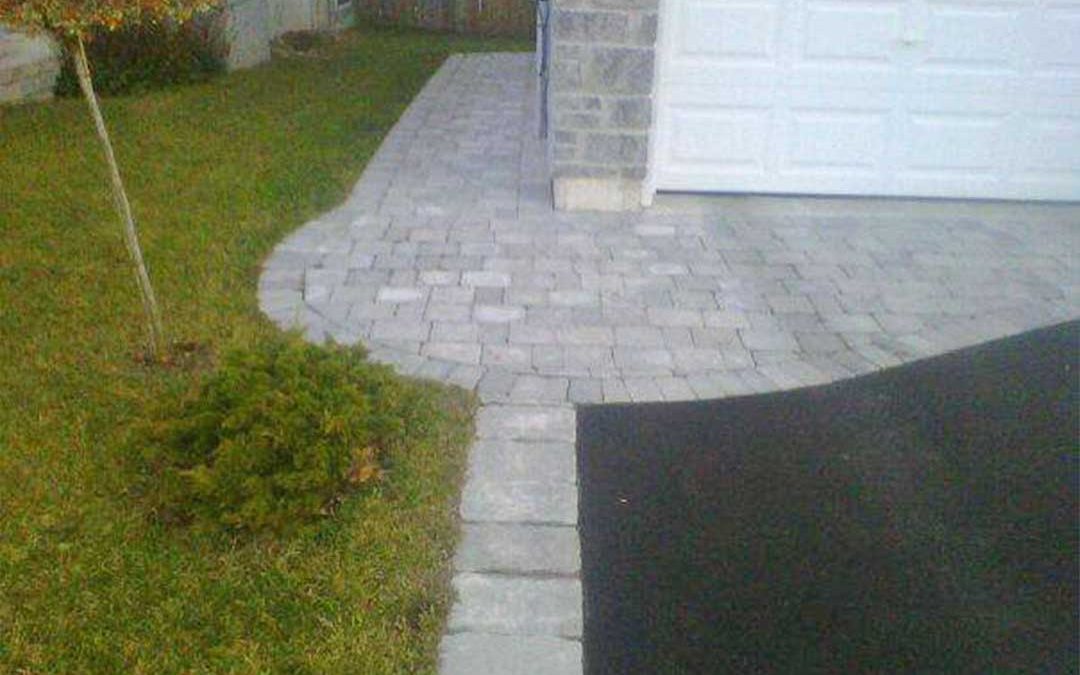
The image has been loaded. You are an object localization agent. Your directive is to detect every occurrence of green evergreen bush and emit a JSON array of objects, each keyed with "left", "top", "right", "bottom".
[
  {"left": 55, "top": 16, "right": 226, "bottom": 97},
  {"left": 135, "top": 335, "right": 424, "bottom": 534}
]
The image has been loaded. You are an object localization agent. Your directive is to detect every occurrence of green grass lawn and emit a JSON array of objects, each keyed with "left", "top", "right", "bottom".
[{"left": 0, "top": 25, "right": 526, "bottom": 673}]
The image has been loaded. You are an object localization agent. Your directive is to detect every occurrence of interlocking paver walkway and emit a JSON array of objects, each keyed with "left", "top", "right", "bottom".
[{"left": 259, "top": 53, "right": 1080, "bottom": 674}]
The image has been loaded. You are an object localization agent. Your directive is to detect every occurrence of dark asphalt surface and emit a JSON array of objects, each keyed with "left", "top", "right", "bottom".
[{"left": 578, "top": 321, "right": 1079, "bottom": 675}]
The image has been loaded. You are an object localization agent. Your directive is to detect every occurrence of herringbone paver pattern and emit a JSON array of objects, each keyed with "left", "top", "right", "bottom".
[{"left": 260, "top": 54, "right": 1080, "bottom": 674}]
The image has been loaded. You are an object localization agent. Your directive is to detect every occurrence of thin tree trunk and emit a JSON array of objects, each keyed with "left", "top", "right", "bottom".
[{"left": 72, "top": 34, "right": 166, "bottom": 360}]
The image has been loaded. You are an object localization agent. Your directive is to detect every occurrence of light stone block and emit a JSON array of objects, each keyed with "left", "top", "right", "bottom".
[
  {"left": 448, "top": 574, "right": 582, "bottom": 637},
  {"left": 460, "top": 479, "right": 577, "bottom": 525},
  {"left": 476, "top": 406, "right": 576, "bottom": 442},
  {"left": 439, "top": 634, "right": 582, "bottom": 675},
  {"left": 468, "top": 440, "right": 576, "bottom": 485},
  {"left": 454, "top": 523, "right": 580, "bottom": 575},
  {"left": 475, "top": 305, "right": 526, "bottom": 323},
  {"left": 553, "top": 177, "right": 644, "bottom": 212}
]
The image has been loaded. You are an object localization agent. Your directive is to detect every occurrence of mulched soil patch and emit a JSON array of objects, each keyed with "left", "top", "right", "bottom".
[{"left": 578, "top": 321, "right": 1078, "bottom": 674}]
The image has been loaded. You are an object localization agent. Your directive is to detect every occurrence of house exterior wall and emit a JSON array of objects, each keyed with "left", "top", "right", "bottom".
[{"left": 546, "top": 0, "right": 659, "bottom": 211}]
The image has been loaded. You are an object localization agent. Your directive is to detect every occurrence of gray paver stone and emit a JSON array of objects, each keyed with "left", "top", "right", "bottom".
[
  {"left": 440, "top": 634, "right": 581, "bottom": 675},
  {"left": 739, "top": 328, "right": 799, "bottom": 351},
  {"left": 448, "top": 574, "right": 582, "bottom": 637},
  {"left": 468, "top": 440, "right": 576, "bottom": 485},
  {"left": 454, "top": 523, "right": 580, "bottom": 575},
  {"left": 567, "top": 378, "right": 604, "bottom": 404},
  {"left": 475, "top": 305, "right": 526, "bottom": 323},
  {"left": 476, "top": 406, "right": 576, "bottom": 442},
  {"left": 460, "top": 479, "right": 577, "bottom": 524}
]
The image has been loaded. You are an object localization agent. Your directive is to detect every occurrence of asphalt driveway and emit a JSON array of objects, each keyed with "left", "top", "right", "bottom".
[{"left": 578, "top": 321, "right": 1079, "bottom": 674}]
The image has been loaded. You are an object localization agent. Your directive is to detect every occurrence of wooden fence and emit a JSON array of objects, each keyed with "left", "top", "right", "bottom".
[{"left": 352, "top": 0, "right": 536, "bottom": 38}]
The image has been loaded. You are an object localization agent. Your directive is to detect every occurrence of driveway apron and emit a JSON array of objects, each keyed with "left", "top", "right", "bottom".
[{"left": 258, "top": 53, "right": 1080, "bottom": 675}]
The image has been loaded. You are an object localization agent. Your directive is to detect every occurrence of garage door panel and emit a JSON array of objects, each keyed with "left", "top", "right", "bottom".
[
  {"left": 783, "top": 110, "right": 888, "bottom": 175},
  {"left": 1031, "top": 6, "right": 1080, "bottom": 74},
  {"left": 661, "top": 87, "right": 894, "bottom": 117},
  {"left": 901, "top": 91, "right": 1015, "bottom": 115},
  {"left": 677, "top": 0, "right": 780, "bottom": 61},
  {"left": 1015, "top": 116, "right": 1080, "bottom": 176},
  {"left": 653, "top": 0, "right": 1080, "bottom": 200},
  {"left": 670, "top": 62, "right": 1030, "bottom": 96},
  {"left": 898, "top": 113, "right": 1007, "bottom": 175},
  {"left": 923, "top": 4, "right": 1020, "bottom": 72},
  {"left": 802, "top": 2, "right": 904, "bottom": 65},
  {"left": 666, "top": 108, "right": 770, "bottom": 173}
]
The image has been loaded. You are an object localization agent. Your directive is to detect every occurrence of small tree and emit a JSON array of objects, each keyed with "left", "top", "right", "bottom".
[{"left": 0, "top": 0, "right": 219, "bottom": 360}]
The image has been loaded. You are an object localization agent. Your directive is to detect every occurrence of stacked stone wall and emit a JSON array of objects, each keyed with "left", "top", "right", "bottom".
[{"left": 546, "top": 0, "right": 659, "bottom": 210}]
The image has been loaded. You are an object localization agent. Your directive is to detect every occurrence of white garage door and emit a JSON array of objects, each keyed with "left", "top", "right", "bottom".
[{"left": 650, "top": 0, "right": 1080, "bottom": 200}]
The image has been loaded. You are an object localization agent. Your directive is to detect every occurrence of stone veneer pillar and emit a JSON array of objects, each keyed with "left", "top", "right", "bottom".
[{"left": 546, "top": 0, "right": 659, "bottom": 211}]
